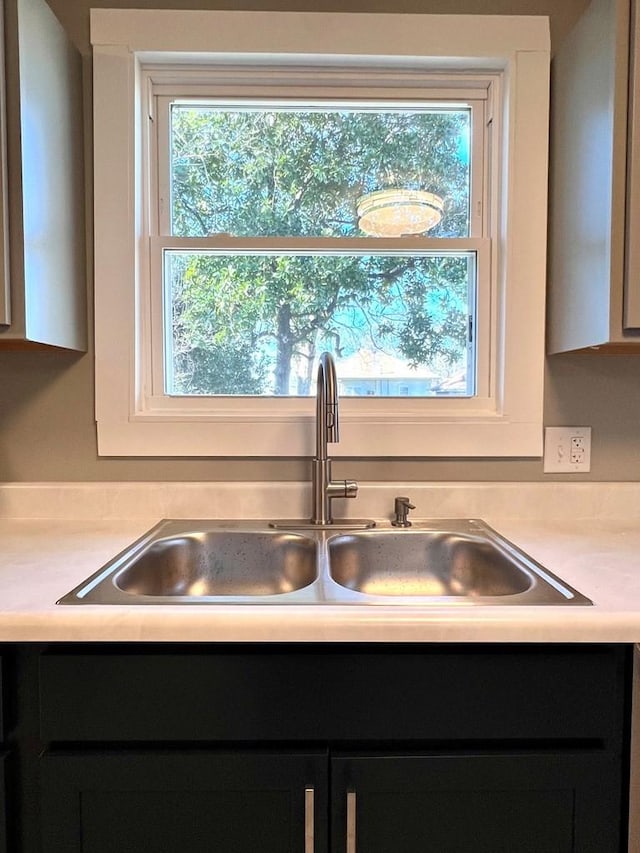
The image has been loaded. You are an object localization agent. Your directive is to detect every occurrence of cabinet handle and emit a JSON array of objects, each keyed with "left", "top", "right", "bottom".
[
  {"left": 346, "top": 790, "right": 356, "bottom": 853},
  {"left": 305, "top": 787, "right": 314, "bottom": 853}
]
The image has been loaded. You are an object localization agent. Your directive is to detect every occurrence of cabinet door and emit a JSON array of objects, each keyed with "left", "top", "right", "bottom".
[
  {"left": 0, "top": 0, "right": 7, "bottom": 329},
  {"left": 0, "top": 655, "right": 3, "bottom": 740},
  {"left": 626, "top": 0, "right": 640, "bottom": 330},
  {"left": 41, "top": 750, "right": 327, "bottom": 853},
  {"left": 0, "top": 753, "right": 6, "bottom": 853},
  {"left": 331, "top": 752, "right": 622, "bottom": 853}
]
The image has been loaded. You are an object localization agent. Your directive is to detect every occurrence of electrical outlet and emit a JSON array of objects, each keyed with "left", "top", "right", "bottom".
[
  {"left": 543, "top": 427, "right": 592, "bottom": 473},
  {"left": 570, "top": 435, "right": 586, "bottom": 465}
]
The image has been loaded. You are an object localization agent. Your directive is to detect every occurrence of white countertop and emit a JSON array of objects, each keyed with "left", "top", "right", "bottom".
[{"left": 1, "top": 506, "right": 639, "bottom": 643}]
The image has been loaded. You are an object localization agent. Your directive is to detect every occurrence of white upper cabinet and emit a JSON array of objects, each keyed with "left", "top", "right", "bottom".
[
  {"left": 0, "top": 3, "right": 7, "bottom": 331},
  {"left": 548, "top": 0, "right": 640, "bottom": 352},
  {"left": 624, "top": 0, "right": 640, "bottom": 329},
  {"left": 0, "top": 0, "right": 86, "bottom": 351}
]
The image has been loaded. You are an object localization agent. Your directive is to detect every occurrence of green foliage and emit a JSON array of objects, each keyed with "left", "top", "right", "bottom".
[{"left": 168, "top": 106, "right": 471, "bottom": 395}]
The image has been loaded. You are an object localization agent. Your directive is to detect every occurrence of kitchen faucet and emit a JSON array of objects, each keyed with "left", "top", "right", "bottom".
[
  {"left": 270, "top": 352, "right": 374, "bottom": 529},
  {"left": 310, "top": 351, "right": 358, "bottom": 525}
]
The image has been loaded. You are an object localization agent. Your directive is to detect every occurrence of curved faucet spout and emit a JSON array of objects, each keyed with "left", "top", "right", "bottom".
[
  {"left": 311, "top": 352, "right": 358, "bottom": 525},
  {"left": 316, "top": 351, "right": 339, "bottom": 460}
]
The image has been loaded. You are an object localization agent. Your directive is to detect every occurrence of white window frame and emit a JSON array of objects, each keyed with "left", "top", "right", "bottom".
[
  {"left": 92, "top": 9, "right": 550, "bottom": 457},
  {"left": 151, "top": 83, "right": 487, "bottom": 404}
]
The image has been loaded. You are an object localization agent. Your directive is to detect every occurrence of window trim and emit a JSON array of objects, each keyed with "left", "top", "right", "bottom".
[{"left": 92, "top": 10, "right": 550, "bottom": 457}]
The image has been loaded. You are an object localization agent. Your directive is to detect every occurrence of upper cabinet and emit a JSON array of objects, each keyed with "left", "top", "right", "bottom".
[
  {"left": 0, "top": 3, "right": 9, "bottom": 331},
  {"left": 0, "top": 0, "right": 86, "bottom": 351},
  {"left": 548, "top": 0, "right": 640, "bottom": 352},
  {"left": 624, "top": 0, "right": 640, "bottom": 328}
]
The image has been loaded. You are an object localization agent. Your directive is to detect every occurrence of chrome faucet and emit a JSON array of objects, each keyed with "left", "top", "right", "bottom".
[
  {"left": 269, "top": 351, "right": 374, "bottom": 529},
  {"left": 310, "top": 352, "right": 358, "bottom": 525}
]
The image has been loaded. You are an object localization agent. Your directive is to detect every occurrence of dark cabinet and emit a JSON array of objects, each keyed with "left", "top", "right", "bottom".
[
  {"left": 40, "top": 748, "right": 624, "bottom": 853},
  {"left": 38, "top": 645, "right": 622, "bottom": 743},
  {"left": 0, "top": 655, "right": 6, "bottom": 853},
  {"left": 0, "top": 643, "right": 616, "bottom": 853},
  {"left": 331, "top": 752, "right": 622, "bottom": 853},
  {"left": 0, "top": 656, "right": 3, "bottom": 740},
  {"left": 35, "top": 644, "right": 629, "bottom": 853},
  {"left": 41, "top": 751, "right": 327, "bottom": 853},
  {"left": 0, "top": 754, "right": 6, "bottom": 853}
]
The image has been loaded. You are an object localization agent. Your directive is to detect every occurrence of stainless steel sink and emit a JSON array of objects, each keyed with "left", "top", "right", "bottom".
[
  {"left": 328, "top": 530, "right": 532, "bottom": 597},
  {"left": 59, "top": 524, "right": 319, "bottom": 604},
  {"left": 114, "top": 530, "right": 317, "bottom": 597},
  {"left": 58, "top": 518, "right": 591, "bottom": 606},
  {"left": 325, "top": 524, "right": 590, "bottom": 604}
]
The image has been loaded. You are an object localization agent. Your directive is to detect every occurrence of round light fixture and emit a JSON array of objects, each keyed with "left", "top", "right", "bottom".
[{"left": 357, "top": 189, "right": 444, "bottom": 237}]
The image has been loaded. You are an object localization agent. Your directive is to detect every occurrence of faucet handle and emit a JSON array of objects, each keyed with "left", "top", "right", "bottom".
[
  {"left": 392, "top": 496, "right": 415, "bottom": 527},
  {"left": 327, "top": 479, "right": 358, "bottom": 500}
]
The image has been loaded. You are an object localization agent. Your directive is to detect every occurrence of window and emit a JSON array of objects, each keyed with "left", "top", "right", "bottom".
[
  {"left": 92, "top": 10, "right": 550, "bottom": 457},
  {"left": 155, "top": 93, "right": 483, "bottom": 399}
]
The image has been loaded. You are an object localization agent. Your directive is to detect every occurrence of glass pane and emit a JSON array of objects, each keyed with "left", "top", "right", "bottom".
[
  {"left": 164, "top": 251, "right": 474, "bottom": 397},
  {"left": 170, "top": 105, "right": 470, "bottom": 238}
]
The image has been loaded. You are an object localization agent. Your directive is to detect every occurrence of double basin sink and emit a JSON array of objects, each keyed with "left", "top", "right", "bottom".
[{"left": 58, "top": 518, "right": 591, "bottom": 606}]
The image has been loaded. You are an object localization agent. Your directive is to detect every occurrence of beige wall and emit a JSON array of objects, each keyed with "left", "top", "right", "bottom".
[{"left": 4, "top": 0, "right": 640, "bottom": 483}]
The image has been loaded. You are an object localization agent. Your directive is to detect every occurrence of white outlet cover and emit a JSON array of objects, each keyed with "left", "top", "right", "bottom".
[{"left": 543, "top": 426, "right": 592, "bottom": 473}]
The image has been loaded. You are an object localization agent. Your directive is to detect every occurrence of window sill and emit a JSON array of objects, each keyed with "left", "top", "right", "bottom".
[{"left": 96, "top": 416, "right": 542, "bottom": 457}]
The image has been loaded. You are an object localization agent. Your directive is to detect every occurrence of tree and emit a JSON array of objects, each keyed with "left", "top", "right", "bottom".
[{"left": 168, "top": 106, "right": 471, "bottom": 395}]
